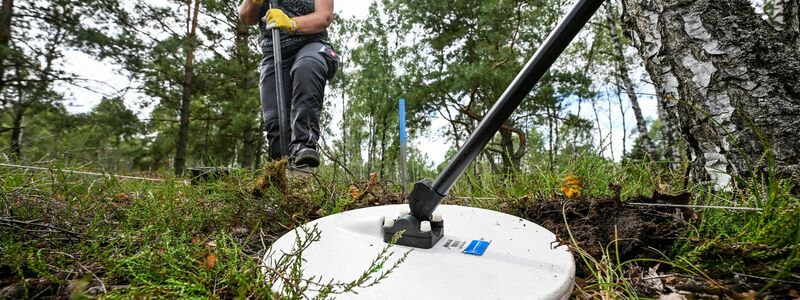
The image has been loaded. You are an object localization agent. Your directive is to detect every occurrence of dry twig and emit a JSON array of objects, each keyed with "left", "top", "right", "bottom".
[{"left": 0, "top": 217, "right": 83, "bottom": 238}]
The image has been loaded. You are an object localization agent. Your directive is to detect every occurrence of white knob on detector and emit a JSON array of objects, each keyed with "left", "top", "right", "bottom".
[
  {"left": 383, "top": 216, "right": 395, "bottom": 228},
  {"left": 420, "top": 221, "right": 432, "bottom": 232},
  {"left": 432, "top": 212, "right": 443, "bottom": 222},
  {"left": 399, "top": 209, "right": 410, "bottom": 217}
]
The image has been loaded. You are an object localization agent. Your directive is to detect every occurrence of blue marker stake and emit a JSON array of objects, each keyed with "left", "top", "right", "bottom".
[{"left": 399, "top": 98, "right": 408, "bottom": 195}]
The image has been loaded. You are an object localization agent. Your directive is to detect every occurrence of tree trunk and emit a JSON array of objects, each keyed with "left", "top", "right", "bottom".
[
  {"left": 234, "top": 11, "right": 257, "bottom": 169},
  {"left": 367, "top": 114, "right": 376, "bottom": 173},
  {"left": 606, "top": 96, "right": 615, "bottom": 161},
  {"left": 622, "top": 0, "right": 800, "bottom": 187},
  {"left": 0, "top": 0, "right": 12, "bottom": 102},
  {"left": 0, "top": 0, "right": 11, "bottom": 46},
  {"left": 616, "top": 87, "right": 627, "bottom": 157},
  {"left": 553, "top": 103, "right": 562, "bottom": 163},
  {"left": 255, "top": 128, "right": 264, "bottom": 170},
  {"left": 547, "top": 105, "right": 555, "bottom": 172},
  {"left": 657, "top": 94, "right": 681, "bottom": 169},
  {"left": 9, "top": 104, "right": 24, "bottom": 158},
  {"left": 378, "top": 113, "right": 388, "bottom": 178},
  {"left": 240, "top": 126, "right": 255, "bottom": 168},
  {"left": 606, "top": 1, "right": 659, "bottom": 160},
  {"left": 768, "top": 0, "right": 799, "bottom": 32},
  {"left": 766, "top": 0, "right": 800, "bottom": 54},
  {"left": 461, "top": 108, "right": 526, "bottom": 173},
  {"left": 590, "top": 97, "right": 604, "bottom": 151},
  {"left": 174, "top": 0, "right": 202, "bottom": 176},
  {"left": 499, "top": 129, "right": 514, "bottom": 174}
]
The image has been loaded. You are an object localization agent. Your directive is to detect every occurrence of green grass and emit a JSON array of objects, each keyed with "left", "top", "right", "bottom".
[
  {"left": 0, "top": 163, "right": 404, "bottom": 299},
  {"left": 1, "top": 166, "right": 278, "bottom": 298},
  {"left": 448, "top": 152, "right": 799, "bottom": 297},
  {"left": 1, "top": 155, "right": 798, "bottom": 299}
]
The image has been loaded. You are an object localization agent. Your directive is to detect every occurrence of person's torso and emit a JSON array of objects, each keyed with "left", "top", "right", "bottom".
[{"left": 259, "top": 0, "right": 329, "bottom": 52}]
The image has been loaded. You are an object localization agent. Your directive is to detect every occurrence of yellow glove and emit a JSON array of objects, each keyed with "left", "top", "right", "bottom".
[{"left": 264, "top": 8, "right": 298, "bottom": 33}]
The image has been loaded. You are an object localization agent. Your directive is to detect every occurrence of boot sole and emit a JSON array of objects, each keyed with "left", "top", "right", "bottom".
[{"left": 294, "top": 155, "right": 320, "bottom": 168}]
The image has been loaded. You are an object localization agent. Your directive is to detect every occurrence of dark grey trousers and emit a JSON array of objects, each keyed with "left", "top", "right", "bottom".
[{"left": 259, "top": 42, "right": 333, "bottom": 160}]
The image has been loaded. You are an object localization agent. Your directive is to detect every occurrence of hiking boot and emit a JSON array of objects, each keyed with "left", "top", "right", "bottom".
[{"left": 293, "top": 148, "right": 320, "bottom": 168}]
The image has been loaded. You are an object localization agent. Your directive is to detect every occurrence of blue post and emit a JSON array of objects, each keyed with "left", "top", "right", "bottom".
[{"left": 399, "top": 98, "right": 408, "bottom": 195}]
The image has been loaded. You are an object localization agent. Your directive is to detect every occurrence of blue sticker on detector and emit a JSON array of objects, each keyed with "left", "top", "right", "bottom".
[{"left": 463, "top": 240, "right": 490, "bottom": 256}]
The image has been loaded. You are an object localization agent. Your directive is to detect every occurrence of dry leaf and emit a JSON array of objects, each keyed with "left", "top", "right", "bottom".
[
  {"left": 643, "top": 267, "right": 665, "bottom": 293},
  {"left": 561, "top": 175, "right": 582, "bottom": 199},
  {"left": 205, "top": 254, "right": 217, "bottom": 269},
  {"left": 315, "top": 208, "right": 326, "bottom": 216},
  {"left": 255, "top": 176, "right": 268, "bottom": 188},
  {"left": 113, "top": 193, "right": 130, "bottom": 202},
  {"left": 206, "top": 240, "right": 217, "bottom": 248},
  {"left": 368, "top": 172, "right": 379, "bottom": 187},
  {"left": 564, "top": 175, "right": 581, "bottom": 187},
  {"left": 520, "top": 194, "right": 531, "bottom": 203},
  {"left": 348, "top": 185, "right": 361, "bottom": 200}
]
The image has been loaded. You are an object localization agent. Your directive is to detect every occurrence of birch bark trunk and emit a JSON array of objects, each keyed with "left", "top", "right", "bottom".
[
  {"left": 606, "top": 2, "right": 659, "bottom": 160},
  {"left": 622, "top": 0, "right": 800, "bottom": 187}
]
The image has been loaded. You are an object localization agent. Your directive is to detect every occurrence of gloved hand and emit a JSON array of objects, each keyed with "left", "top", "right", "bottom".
[{"left": 264, "top": 8, "right": 298, "bottom": 33}]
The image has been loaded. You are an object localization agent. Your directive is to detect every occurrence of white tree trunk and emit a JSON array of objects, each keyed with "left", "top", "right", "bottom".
[
  {"left": 622, "top": 0, "right": 800, "bottom": 188},
  {"left": 606, "top": 2, "right": 659, "bottom": 160}
]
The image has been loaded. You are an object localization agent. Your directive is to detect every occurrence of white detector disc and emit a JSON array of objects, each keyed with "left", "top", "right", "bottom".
[{"left": 263, "top": 204, "right": 575, "bottom": 299}]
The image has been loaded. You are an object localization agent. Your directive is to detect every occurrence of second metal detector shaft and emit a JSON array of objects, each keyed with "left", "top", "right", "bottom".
[{"left": 271, "top": 0, "right": 291, "bottom": 157}]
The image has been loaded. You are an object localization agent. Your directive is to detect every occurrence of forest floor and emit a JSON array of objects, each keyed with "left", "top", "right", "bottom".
[{"left": 0, "top": 160, "right": 798, "bottom": 299}]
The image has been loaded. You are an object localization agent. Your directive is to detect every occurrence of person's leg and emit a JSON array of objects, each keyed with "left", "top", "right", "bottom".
[
  {"left": 288, "top": 42, "right": 330, "bottom": 166},
  {"left": 259, "top": 51, "right": 295, "bottom": 160}
]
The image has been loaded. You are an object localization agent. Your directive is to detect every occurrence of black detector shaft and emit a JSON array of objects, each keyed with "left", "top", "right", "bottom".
[
  {"left": 270, "top": 0, "right": 290, "bottom": 157},
  {"left": 407, "top": 0, "right": 604, "bottom": 222}
]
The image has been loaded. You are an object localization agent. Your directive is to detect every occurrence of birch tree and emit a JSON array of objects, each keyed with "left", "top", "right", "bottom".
[{"left": 622, "top": 0, "right": 800, "bottom": 187}]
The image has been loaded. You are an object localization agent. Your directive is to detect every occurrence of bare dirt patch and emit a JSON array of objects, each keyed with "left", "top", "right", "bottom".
[{"left": 514, "top": 186, "right": 693, "bottom": 261}]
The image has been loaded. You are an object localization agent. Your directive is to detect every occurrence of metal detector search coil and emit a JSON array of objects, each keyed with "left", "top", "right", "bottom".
[{"left": 263, "top": 205, "right": 575, "bottom": 299}]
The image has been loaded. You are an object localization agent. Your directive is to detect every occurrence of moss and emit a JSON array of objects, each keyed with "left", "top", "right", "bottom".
[{"left": 253, "top": 159, "right": 289, "bottom": 197}]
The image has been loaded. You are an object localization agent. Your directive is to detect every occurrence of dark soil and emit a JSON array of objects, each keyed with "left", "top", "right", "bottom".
[
  {"left": 510, "top": 187, "right": 799, "bottom": 298},
  {"left": 513, "top": 185, "right": 694, "bottom": 263}
]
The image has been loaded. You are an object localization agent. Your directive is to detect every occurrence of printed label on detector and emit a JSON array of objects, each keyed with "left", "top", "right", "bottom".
[{"left": 442, "top": 239, "right": 467, "bottom": 250}]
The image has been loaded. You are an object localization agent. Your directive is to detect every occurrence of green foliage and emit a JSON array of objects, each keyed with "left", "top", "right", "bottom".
[
  {"left": 673, "top": 176, "right": 800, "bottom": 279},
  {"left": 0, "top": 0, "right": 142, "bottom": 159},
  {"left": 0, "top": 162, "right": 412, "bottom": 299}
]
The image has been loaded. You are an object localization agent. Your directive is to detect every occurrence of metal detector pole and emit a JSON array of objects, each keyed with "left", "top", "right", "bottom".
[
  {"left": 271, "top": 0, "right": 290, "bottom": 157},
  {"left": 407, "top": 0, "right": 604, "bottom": 221}
]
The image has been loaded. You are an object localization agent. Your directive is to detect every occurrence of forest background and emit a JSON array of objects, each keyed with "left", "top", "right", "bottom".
[{"left": 0, "top": 0, "right": 674, "bottom": 178}]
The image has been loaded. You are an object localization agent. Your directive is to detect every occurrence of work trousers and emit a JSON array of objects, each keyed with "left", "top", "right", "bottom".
[{"left": 259, "top": 42, "right": 335, "bottom": 160}]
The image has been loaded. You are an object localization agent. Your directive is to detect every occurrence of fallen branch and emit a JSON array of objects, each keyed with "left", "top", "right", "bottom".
[
  {"left": 0, "top": 217, "right": 83, "bottom": 238},
  {"left": 0, "top": 163, "right": 166, "bottom": 183}
]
